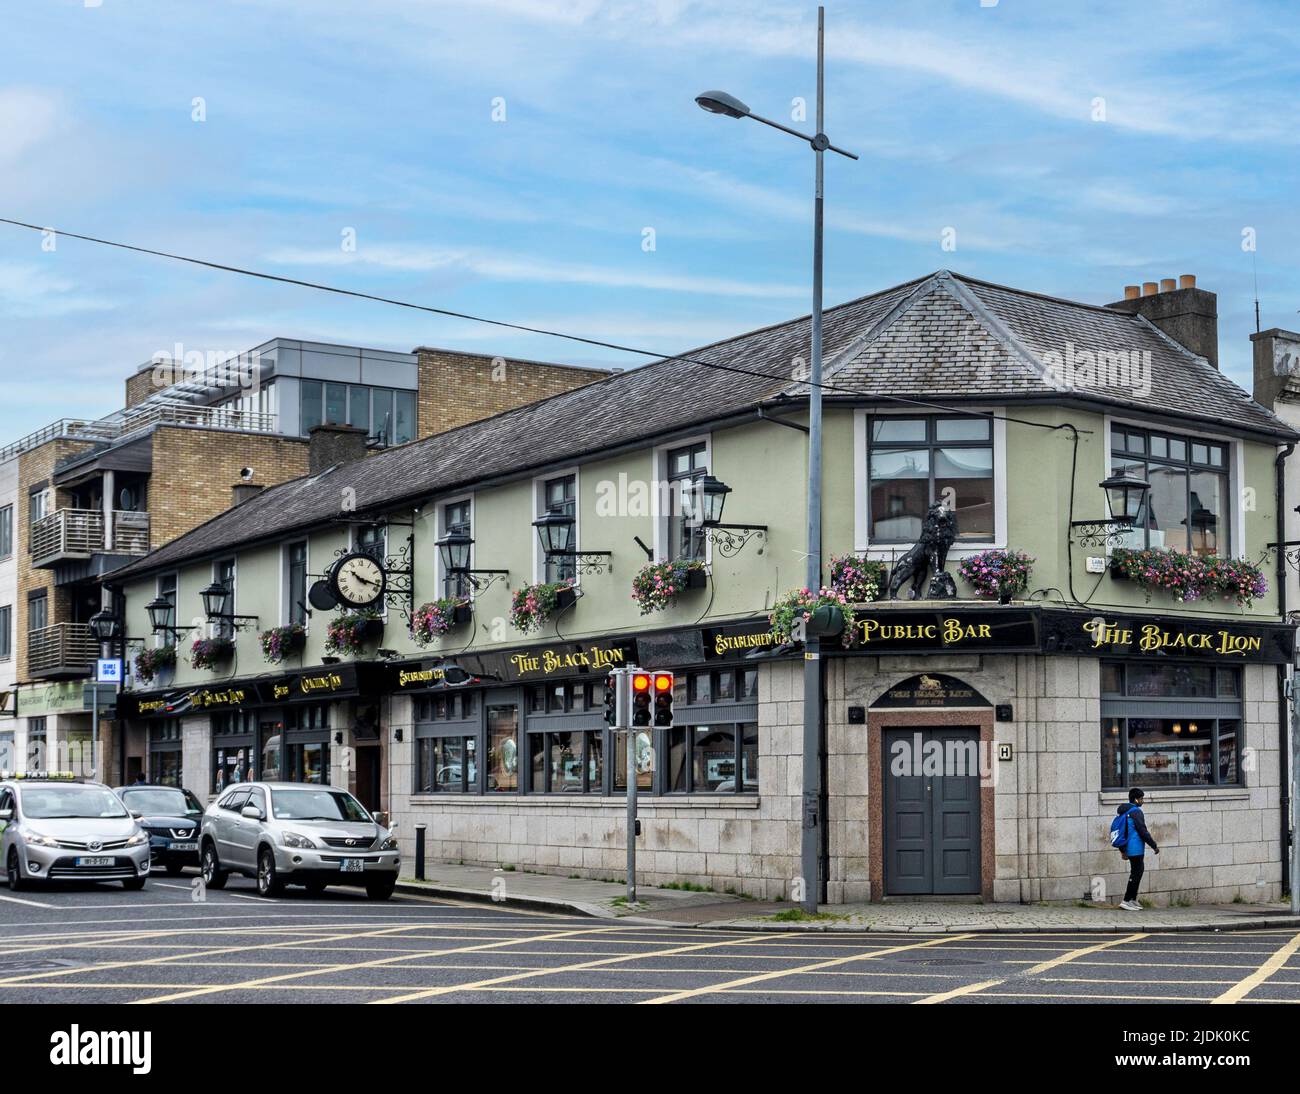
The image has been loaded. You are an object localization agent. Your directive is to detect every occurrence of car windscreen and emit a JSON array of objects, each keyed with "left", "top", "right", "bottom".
[
  {"left": 121, "top": 788, "right": 203, "bottom": 816},
  {"left": 270, "top": 788, "right": 371, "bottom": 823},
  {"left": 21, "top": 785, "right": 130, "bottom": 820}
]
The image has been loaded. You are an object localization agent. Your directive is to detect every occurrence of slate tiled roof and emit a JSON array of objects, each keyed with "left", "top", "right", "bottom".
[{"left": 109, "top": 270, "right": 1295, "bottom": 582}]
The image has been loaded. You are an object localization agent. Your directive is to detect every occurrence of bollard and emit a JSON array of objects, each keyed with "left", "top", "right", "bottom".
[{"left": 414, "top": 823, "right": 427, "bottom": 881}]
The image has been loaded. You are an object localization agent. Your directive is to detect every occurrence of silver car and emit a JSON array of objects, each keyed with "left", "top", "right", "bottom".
[
  {"left": 0, "top": 776, "right": 151, "bottom": 891},
  {"left": 199, "top": 781, "right": 400, "bottom": 899}
]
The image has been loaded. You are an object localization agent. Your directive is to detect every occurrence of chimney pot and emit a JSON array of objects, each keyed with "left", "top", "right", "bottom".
[
  {"left": 1142, "top": 281, "right": 1159, "bottom": 297},
  {"left": 1178, "top": 273, "right": 1196, "bottom": 289},
  {"left": 1123, "top": 285, "right": 1140, "bottom": 300},
  {"left": 1160, "top": 278, "right": 1177, "bottom": 293}
]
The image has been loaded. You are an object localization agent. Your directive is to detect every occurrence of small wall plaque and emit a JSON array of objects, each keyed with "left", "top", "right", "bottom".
[{"left": 997, "top": 743, "right": 1013, "bottom": 762}]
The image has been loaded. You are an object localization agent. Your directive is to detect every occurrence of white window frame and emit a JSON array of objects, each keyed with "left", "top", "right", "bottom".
[
  {"left": 651, "top": 433, "right": 713, "bottom": 565},
  {"left": 532, "top": 467, "right": 580, "bottom": 586},
  {"left": 211, "top": 558, "right": 237, "bottom": 639},
  {"left": 1103, "top": 414, "right": 1243, "bottom": 558},
  {"left": 853, "top": 407, "right": 1007, "bottom": 558},
  {"left": 351, "top": 523, "right": 389, "bottom": 621},
  {"left": 155, "top": 572, "right": 179, "bottom": 648},
  {"left": 434, "top": 494, "right": 475, "bottom": 601}
]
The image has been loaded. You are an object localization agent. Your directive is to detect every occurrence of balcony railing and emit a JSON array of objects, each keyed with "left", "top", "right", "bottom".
[
  {"left": 28, "top": 623, "right": 98, "bottom": 679},
  {"left": 30, "top": 509, "right": 151, "bottom": 567},
  {"left": 117, "top": 401, "right": 278, "bottom": 439}
]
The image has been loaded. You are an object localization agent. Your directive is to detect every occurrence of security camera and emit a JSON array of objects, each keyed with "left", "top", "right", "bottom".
[{"left": 239, "top": 467, "right": 254, "bottom": 481}]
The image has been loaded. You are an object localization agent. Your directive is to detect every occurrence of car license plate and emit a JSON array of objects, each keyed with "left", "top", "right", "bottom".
[
  {"left": 339, "top": 858, "right": 364, "bottom": 873},
  {"left": 170, "top": 841, "right": 197, "bottom": 852},
  {"left": 76, "top": 856, "right": 114, "bottom": 868}
]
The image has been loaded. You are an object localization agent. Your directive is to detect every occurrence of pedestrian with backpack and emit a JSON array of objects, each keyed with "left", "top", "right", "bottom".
[{"left": 1109, "top": 787, "right": 1159, "bottom": 910}]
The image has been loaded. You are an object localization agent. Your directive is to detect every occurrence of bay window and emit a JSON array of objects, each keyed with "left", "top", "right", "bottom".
[{"left": 1111, "top": 427, "right": 1229, "bottom": 555}]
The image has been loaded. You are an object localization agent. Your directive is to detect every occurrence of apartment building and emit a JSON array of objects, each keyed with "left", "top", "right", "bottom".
[{"left": 0, "top": 339, "right": 609, "bottom": 781}]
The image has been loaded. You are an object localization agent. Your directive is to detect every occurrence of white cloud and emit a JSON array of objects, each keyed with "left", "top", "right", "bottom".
[{"left": 0, "top": 87, "right": 62, "bottom": 167}]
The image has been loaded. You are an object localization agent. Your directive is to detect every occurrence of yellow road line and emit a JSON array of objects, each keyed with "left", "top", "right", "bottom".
[
  {"left": 1211, "top": 930, "right": 1300, "bottom": 1005},
  {"left": 912, "top": 932, "right": 1147, "bottom": 1004},
  {"left": 131, "top": 925, "right": 623, "bottom": 1004},
  {"left": 638, "top": 933, "right": 976, "bottom": 1005},
  {"left": 371, "top": 931, "right": 797, "bottom": 1004}
]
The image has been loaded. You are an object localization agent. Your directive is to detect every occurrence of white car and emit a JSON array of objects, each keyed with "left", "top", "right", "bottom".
[{"left": 0, "top": 775, "right": 151, "bottom": 891}]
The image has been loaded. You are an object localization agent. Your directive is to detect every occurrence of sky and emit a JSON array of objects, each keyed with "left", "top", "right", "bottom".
[{"left": 1, "top": 0, "right": 1299, "bottom": 440}]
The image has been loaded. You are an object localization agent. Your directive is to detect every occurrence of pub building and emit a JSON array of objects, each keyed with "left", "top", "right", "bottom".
[{"left": 106, "top": 269, "right": 1300, "bottom": 906}]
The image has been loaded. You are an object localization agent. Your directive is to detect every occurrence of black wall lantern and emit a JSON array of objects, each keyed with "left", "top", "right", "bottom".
[
  {"left": 433, "top": 531, "right": 509, "bottom": 592},
  {"left": 88, "top": 608, "right": 122, "bottom": 643},
  {"left": 531, "top": 512, "right": 612, "bottom": 575},
  {"left": 200, "top": 581, "right": 259, "bottom": 629},
  {"left": 689, "top": 475, "right": 767, "bottom": 557},
  {"left": 144, "top": 595, "right": 186, "bottom": 638},
  {"left": 1070, "top": 473, "right": 1150, "bottom": 548}
]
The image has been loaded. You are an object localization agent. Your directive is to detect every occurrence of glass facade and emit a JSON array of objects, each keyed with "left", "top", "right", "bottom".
[{"left": 299, "top": 380, "right": 416, "bottom": 445}]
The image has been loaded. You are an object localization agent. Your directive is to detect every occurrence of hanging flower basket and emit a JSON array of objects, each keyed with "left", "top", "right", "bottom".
[
  {"left": 769, "top": 586, "right": 855, "bottom": 649},
  {"left": 411, "top": 598, "right": 472, "bottom": 645},
  {"left": 630, "top": 559, "right": 708, "bottom": 615},
  {"left": 958, "top": 549, "right": 1035, "bottom": 603},
  {"left": 258, "top": 624, "right": 306, "bottom": 664},
  {"left": 324, "top": 610, "right": 384, "bottom": 656},
  {"left": 190, "top": 636, "right": 235, "bottom": 671},
  {"left": 134, "top": 644, "right": 176, "bottom": 684},
  {"left": 509, "top": 581, "right": 576, "bottom": 634},
  {"left": 828, "top": 555, "right": 887, "bottom": 602},
  {"left": 1109, "top": 548, "right": 1268, "bottom": 607}
]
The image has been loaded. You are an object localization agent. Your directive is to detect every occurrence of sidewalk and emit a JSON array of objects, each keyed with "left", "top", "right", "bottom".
[{"left": 397, "top": 864, "right": 1300, "bottom": 933}]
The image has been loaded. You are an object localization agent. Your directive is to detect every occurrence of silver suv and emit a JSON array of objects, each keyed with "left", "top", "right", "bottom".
[
  {"left": 0, "top": 776, "right": 151, "bottom": 890},
  {"left": 199, "top": 782, "right": 399, "bottom": 900}
]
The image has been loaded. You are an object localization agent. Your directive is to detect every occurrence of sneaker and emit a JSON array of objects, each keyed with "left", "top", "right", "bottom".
[{"left": 1120, "top": 900, "right": 1141, "bottom": 911}]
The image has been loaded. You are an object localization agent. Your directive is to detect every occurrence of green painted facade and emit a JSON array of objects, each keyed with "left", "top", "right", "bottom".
[{"left": 118, "top": 402, "right": 1283, "bottom": 689}]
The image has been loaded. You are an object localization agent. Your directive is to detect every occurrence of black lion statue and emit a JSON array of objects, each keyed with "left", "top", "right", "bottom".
[{"left": 887, "top": 503, "right": 959, "bottom": 600}]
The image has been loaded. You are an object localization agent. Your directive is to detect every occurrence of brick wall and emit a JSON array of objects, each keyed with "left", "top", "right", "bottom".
[
  {"left": 148, "top": 426, "right": 310, "bottom": 547},
  {"left": 16, "top": 438, "right": 97, "bottom": 679},
  {"left": 125, "top": 362, "right": 180, "bottom": 409},
  {"left": 416, "top": 349, "right": 611, "bottom": 439}
]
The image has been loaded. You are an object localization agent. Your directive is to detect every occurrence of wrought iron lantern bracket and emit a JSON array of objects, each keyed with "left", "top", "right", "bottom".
[
  {"left": 703, "top": 523, "right": 768, "bottom": 558},
  {"left": 547, "top": 551, "right": 613, "bottom": 577},
  {"left": 1068, "top": 519, "right": 1135, "bottom": 550}
]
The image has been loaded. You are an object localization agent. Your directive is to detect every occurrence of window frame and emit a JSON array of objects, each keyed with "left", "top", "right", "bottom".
[
  {"left": 0, "top": 504, "right": 12, "bottom": 558},
  {"left": 532, "top": 467, "right": 580, "bottom": 585},
  {"left": 653, "top": 434, "right": 712, "bottom": 564},
  {"left": 284, "top": 540, "right": 309, "bottom": 629},
  {"left": 855, "top": 408, "right": 1006, "bottom": 554},
  {"left": 435, "top": 494, "right": 474, "bottom": 601}
]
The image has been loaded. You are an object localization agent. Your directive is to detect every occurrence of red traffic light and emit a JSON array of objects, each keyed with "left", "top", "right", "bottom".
[
  {"left": 654, "top": 673, "right": 672, "bottom": 692},
  {"left": 632, "top": 673, "right": 652, "bottom": 692}
]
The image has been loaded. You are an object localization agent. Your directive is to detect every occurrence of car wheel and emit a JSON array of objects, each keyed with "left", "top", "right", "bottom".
[
  {"left": 257, "top": 847, "right": 284, "bottom": 897},
  {"left": 200, "top": 841, "right": 228, "bottom": 889},
  {"left": 6, "top": 848, "right": 28, "bottom": 892},
  {"left": 165, "top": 862, "right": 185, "bottom": 876},
  {"left": 365, "top": 875, "right": 397, "bottom": 901},
  {"left": 305, "top": 881, "right": 327, "bottom": 897},
  {"left": 122, "top": 877, "right": 147, "bottom": 891}
]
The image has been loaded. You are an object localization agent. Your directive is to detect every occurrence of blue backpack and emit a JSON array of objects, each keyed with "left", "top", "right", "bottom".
[{"left": 1109, "top": 811, "right": 1131, "bottom": 851}]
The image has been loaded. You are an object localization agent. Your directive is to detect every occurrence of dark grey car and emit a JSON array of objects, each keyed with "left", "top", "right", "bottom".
[{"left": 199, "top": 782, "right": 399, "bottom": 899}]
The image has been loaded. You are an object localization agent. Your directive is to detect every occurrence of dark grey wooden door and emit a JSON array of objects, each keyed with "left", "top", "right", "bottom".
[{"left": 883, "top": 728, "right": 981, "bottom": 896}]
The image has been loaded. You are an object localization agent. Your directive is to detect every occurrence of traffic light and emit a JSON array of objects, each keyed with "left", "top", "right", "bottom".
[
  {"left": 603, "top": 674, "right": 618, "bottom": 726},
  {"left": 652, "top": 671, "right": 674, "bottom": 727},
  {"left": 631, "top": 671, "right": 652, "bottom": 727}
]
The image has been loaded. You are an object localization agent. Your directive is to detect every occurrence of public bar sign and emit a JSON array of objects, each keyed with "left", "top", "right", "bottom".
[{"left": 849, "top": 609, "right": 1039, "bottom": 654}]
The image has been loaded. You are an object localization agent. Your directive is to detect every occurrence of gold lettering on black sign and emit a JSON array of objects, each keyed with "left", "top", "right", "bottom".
[{"left": 1083, "top": 618, "right": 1262, "bottom": 658}]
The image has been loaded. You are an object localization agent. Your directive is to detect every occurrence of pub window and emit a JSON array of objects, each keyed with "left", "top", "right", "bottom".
[
  {"left": 212, "top": 709, "right": 256, "bottom": 792},
  {"left": 1099, "top": 661, "right": 1242, "bottom": 788},
  {"left": 667, "top": 723, "right": 758, "bottom": 794},
  {"left": 867, "top": 415, "right": 994, "bottom": 542},
  {"left": 156, "top": 574, "right": 178, "bottom": 647},
  {"left": 529, "top": 729, "right": 604, "bottom": 794},
  {"left": 442, "top": 499, "right": 472, "bottom": 599},
  {"left": 416, "top": 735, "right": 477, "bottom": 793},
  {"left": 665, "top": 441, "right": 708, "bottom": 562},
  {"left": 613, "top": 729, "right": 653, "bottom": 792},
  {"left": 1111, "top": 427, "right": 1229, "bottom": 556},
  {"left": 541, "top": 473, "right": 576, "bottom": 584},
  {"left": 486, "top": 703, "right": 519, "bottom": 792},
  {"left": 683, "top": 668, "right": 756, "bottom": 706},
  {"left": 287, "top": 542, "right": 308, "bottom": 627}
]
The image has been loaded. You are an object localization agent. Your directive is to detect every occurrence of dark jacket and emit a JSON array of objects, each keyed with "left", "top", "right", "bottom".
[{"left": 1116, "top": 802, "right": 1158, "bottom": 857}]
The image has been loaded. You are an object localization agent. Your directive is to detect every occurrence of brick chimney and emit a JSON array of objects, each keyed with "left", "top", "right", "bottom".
[
  {"left": 231, "top": 482, "right": 265, "bottom": 506},
  {"left": 308, "top": 423, "right": 369, "bottom": 474},
  {"left": 1105, "top": 274, "right": 1218, "bottom": 368}
]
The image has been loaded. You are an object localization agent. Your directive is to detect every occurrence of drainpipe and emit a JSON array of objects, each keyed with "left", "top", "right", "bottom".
[
  {"left": 103, "top": 469, "right": 115, "bottom": 551},
  {"left": 1276, "top": 443, "right": 1294, "bottom": 898}
]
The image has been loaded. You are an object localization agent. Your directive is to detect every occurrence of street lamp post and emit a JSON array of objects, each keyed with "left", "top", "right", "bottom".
[{"left": 697, "top": 6, "right": 856, "bottom": 913}]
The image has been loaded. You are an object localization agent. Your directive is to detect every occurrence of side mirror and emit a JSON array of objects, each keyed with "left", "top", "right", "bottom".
[
  {"left": 241, "top": 805, "right": 264, "bottom": 820},
  {"left": 129, "top": 810, "right": 143, "bottom": 819},
  {"left": 0, "top": 808, "right": 12, "bottom": 822},
  {"left": 373, "top": 810, "right": 389, "bottom": 828}
]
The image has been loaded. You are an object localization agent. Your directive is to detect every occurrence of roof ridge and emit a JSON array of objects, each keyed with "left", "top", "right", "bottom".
[
  {"left": 936, "top": 274, "right": 1055, "bottom": 385},
  {"left": 950, "top": 270, "right": 1139, "bottom": 315}
]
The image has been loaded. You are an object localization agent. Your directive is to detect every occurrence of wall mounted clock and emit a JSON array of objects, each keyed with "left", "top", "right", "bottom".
[{"left": 328, "top": 552, "right": 388, "bottom": 609}]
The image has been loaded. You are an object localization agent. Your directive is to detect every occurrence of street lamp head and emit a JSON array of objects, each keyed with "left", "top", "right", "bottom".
[
  {"left": 695, "top": 475, "right": 732, "bottom": 527},
  {"left": 144, "top": 596, "right": 174, "bottom": 634},
  {"left": 88, "top": 608, "right": 122, "bottom": 642},
  {"left": 695, "top": 90, "right": 750, "bottom": 119},
  {"left": 533, "top": 512, "right": 576, "bottom": 557},
  {"left": 435, "top": 531, "right": 473, "bottom": 574},
  {"left": 1100, "top": 472, "right": 1150, "bottom": 525},
  {"left": 200, "top": 581, "right": 230, "bottom": 621}
]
